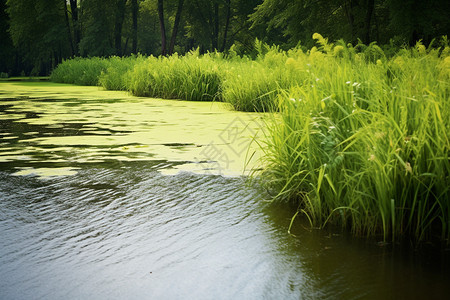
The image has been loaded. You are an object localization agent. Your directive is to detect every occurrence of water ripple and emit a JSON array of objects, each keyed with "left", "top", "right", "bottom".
[{"left": 1, "top": 167, "right": 293, "bottom": 299}]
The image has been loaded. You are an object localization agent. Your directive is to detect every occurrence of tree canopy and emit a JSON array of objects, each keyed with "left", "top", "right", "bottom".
[{"left": 1, "top": 0, "right": 448, "bottom": 75}]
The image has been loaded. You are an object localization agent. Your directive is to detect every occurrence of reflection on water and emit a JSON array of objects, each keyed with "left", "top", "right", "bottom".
[
  {"left": 0, "top": 166, "right": 283, "bottom": 299},
  {"left": 1, "top": 82, "right": 449, "bottom": 299}
]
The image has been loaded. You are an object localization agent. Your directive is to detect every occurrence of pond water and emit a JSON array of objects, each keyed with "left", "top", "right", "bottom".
[{"left": 1, "top": 82, "right": 449, "bottom": 299}]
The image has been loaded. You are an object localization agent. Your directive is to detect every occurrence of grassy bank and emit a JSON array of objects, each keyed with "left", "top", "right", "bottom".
[
  {"left": 260, "top": 36, "right": 450, "bottom": 243},
  {"left": 50, "top": 41, "right": 307, "bottom": 110},
  {"left": 50, "top": 36, "right": 450, "bottom": 243}
]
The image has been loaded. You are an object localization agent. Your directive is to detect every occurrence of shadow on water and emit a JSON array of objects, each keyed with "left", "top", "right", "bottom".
[
  {"left": 263, "top": 202, "right": 450, "bottom": 299},
  {"left": 1, "top": 83, "right": 449, "bottom": 299}
]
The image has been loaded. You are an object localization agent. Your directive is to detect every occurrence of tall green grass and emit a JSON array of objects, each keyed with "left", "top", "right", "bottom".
[
  {"left": 221, "top": 43, "right": 293, "bottom": 112},
  {"left": 98, "top": 55, "right": 144, "bottom": 91},
  {"left": 127, "top": 50, "right": 223, "bottom": 101},
  {"left": 50, "top": 55, "right": 141, "bottom": 89},
  {"left": 259, "top": 36, "right": 450, "bottom": 243},
  {"left": 50, "top": 57, "right": 111, "bottom": 86}
]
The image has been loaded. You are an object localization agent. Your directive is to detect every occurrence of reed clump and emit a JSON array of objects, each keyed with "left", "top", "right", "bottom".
[
  {"left": 98, "top": 55, "right": 144, "bottom": 91},
  {"left": 127, "top": 49, "right": 224, "bottom": 101},
  {"left": 259, "top": 36, "right": 450, "bottom": 243},
  {"left": 50, "top": 57, "right": 111, "bottom": 86}
]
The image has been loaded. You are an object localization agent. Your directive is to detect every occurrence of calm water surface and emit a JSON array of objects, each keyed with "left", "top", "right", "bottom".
[{"left": 1, "top": 82, "right": 449, "bottom": 299}]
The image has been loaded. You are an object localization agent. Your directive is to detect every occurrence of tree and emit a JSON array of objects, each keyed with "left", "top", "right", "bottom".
[
  {"left": 157, "top": 0, "right": 167, "bottom": 55},
  {"left": 137, "top": 0, "right": 160, "bottom": 55},
  {"left": 224, "top": 0, "right": 263, "bottom": 53},
  {"left": 387, "top": 0, "right": 450, "bottom": 45},
  {"left": 7, "top": 0, "right": 70, "bottom": 74},
  {"left": 220, "top": 0, "right": 231, "bottom": 51},
  {"left": 79, "top": 0, "right": 116, "bottom": 56},
  {"left": 114, "top": 0, "right": 127, "bottom": 55},
  {"left": 131, "top": 0, "right": 138, "bottom": 53},
  {"left": 250, "top": 0, "right": 450, "bottom": 47},
  {"left": 365, "top": 0, "right": 375, "bottom": 43},
  {"left": 181, "top": 0, "right": 259, "bottom": 52},
  {"left": 248, "top": 0, "right": 293, "bottom": 47},
  {"left": 250, "top": 0, "right": 382, "bottom": 47},
  {"left": 0, "top": 0, "right": 16, "bottom": 74},
  {"left": 62, "top": 0, "right": 74, "bottom": 56},
  {"left": 168, "top": 0, "right": 184, "bottom": 55},
  {"left": 69, "top": 0, "right": 80, "bottom": 55}
]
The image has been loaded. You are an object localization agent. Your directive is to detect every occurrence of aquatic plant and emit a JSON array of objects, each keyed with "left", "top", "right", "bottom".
[
  {"left": 259, "top": 37, "right": 450, "bottom": 243},
  {"left": 50, "top": 57, "right": 111, "bottom": 86},
  {"left": 98, "top": 55, "right": 144, "bottom": 91},
  {"left": 221, "top": 42, "right": 300, "bottom": 112},
  {"left": 127, "top": 49, "right": 224, "bottom": 101}
]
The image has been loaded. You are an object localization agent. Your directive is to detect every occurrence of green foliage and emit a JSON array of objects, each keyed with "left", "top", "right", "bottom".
[
  {"left": 79, "top": 0, "right": 116, "bottom": 57},
  {"left": 222, "top": 41, "right": 299, "bottom": 112},
  {"left": 250, "top": 0, "right": 450, "bottom": 47},
  {"left": 387, "top": 0, "right": 450, "bottom": 45},
  {"left": 258, "top": 39, "right": 450, "bottom": 243},
  {"left": 137, "top": 0, "right": 161, "bottom": 55},
  {"left": 98, "top": 55, "right": 144, "bottom": 90},
  {"left": 182, "top": 0, "right": 259, "bottom": 52},
  {"left": 50, "top": 57, "right": 111, "bottom": 86},
  {"left": 0, "top": 0, "right": 15, "bottom": 74},
  {"left": 6, "top": 0, "right": 70, "bottom": 75},
  {"left": 127, "top": 49, "right": 223, "bottom": 101}
]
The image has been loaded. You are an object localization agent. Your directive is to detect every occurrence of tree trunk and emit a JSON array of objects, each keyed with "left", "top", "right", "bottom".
[
  {"left": 344, "top": 0, "right": 357, "bottom": 43},
  {"left": 114, "top": 0, "right": 127, "bottom": 56},
  {"left": 124, "top": 37, "right": 129, "bottom": 54},
  {"left": 131, "top": 0, "right": 138, "bottom": 54},
  {"left": 364, "top": 0, "right": 375, "bottom": 43},
  {"left": 220, "top": 0, "right": 231, "bottom": 52},
  {"left": 157, "top": 0, "right": 167, "bottom": 55},
  {"left": 63, "top": 0, "right": 75, "bottom": 56},
  {"left": 69, "top": 0, "right": 80, "bottom": 55},
  {"left": 212, "top": 2, "right": 219, "bottom": 50},
  {"left": 193, "top": 0, "right": 213, "bottom": 52},
  {"left": 374, "top": 10, "right": 380, "bottom": 42},
  {"left": 168, "top": 0, "right": 184, "bottom": 55}
]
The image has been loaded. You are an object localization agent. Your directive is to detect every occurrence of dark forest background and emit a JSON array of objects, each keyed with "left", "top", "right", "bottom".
[{"left": 1, "top": 0, "right": 449, "bottom": 76}]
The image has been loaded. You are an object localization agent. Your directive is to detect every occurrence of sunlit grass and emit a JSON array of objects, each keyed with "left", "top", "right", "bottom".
[
  {"left": 259, "top": 37, "right": 450, "bottom": 243},
  {"left": 127, "top": 49, "right": 223, "bottom": 101},
  {"left": 50, "top": 57, "right": 110, "bottom": 86},
  {"left": 98, "top": 55, "right": 144, "bottom": 91}
]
